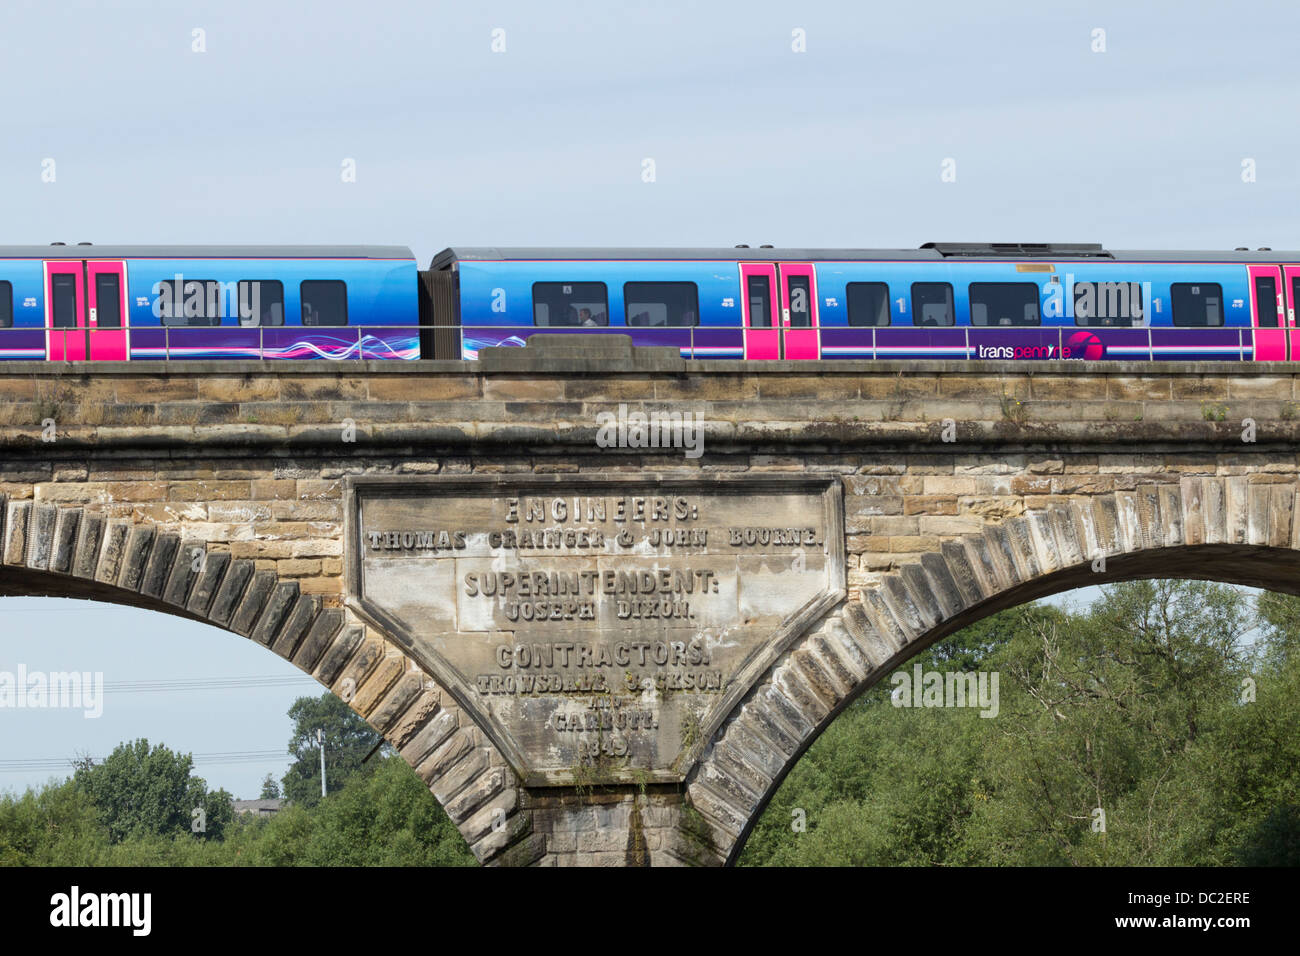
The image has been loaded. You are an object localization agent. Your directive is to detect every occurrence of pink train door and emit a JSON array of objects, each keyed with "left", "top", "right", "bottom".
[
  {"left": 45, "top": 261, "right": 85, "bottom": 361},
  {"left": 1284, "top": 265, "right": 1300, "bottom": 360},
  {"left": 741, "top": 262, "right": 779, "bottom": 359},
  {"left": 87, "top": 261, "right": 129, "bottom": 360},
  {"left": 1249, "top": 264, "right": 1285, "bottom": 360},
  {"left": 779, "top": 262, "right": 820, "bottom": 359}
]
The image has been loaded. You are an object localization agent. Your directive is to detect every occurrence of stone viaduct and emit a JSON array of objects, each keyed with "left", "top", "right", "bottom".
[{"left": 3, "top": 335, "right": 1300, "bottom": 866}]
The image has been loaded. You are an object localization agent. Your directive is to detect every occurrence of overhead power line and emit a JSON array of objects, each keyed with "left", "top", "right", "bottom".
[
  {"left": 100, "top": 676, "right": 319, "bottom": 693},
  {"left": 0, "top": 749, "right": 288, "bottom": 774},
  {"left": 0, "top": 674, "right": 319, "bottom": 694}
]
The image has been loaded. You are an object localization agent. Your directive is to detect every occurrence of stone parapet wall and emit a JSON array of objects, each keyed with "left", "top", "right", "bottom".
[{"left": 1, "top": 357, "right": 1299, "bottom": 453}]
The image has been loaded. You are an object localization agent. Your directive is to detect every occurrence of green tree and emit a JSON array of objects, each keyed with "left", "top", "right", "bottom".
[
  {"left": 740, "top": 603, "right": 1059, "bottom": 866},
  {"left": 281, "top": 693, "right": 380, "bottom": 807},
  {"left": 956, "top": 580, "right": 1255, "bottom": 865},
  {"left": 259, "top": 774, "right": 281, "bottom": 800},
  {"left": 293, "top": 756, "right": 475, "bottom": 866},
  {"left": 742, "top": 581, "right": 1277, "bottom": 867},
  {"left": 0, "top": 778, "right": 107, "bottom": 865},
  {"left": 72, "top": 738, "right": 232, "bottom": 843}
]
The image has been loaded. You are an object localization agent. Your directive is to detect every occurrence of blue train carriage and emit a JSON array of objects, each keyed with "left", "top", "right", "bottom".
[
  {"left": 433, "top": 243, "right": 1300, "bottom": 362},
  {"left": 815, "top": 244, "right": 1270, "bottom": 362},
  {"left": 0, "top": 244, "right": 420, "bottom": 361}
]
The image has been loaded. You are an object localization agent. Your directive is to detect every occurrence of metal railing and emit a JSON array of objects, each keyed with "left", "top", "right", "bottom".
[
  {"left": 461, "top": 324, "right": 1258, "bottom": 362},
  {"left": 0, "top": 324, "right": 1264, "bottom": 362},
  {"left": 7, "top": 325, "right": 425, "bottom": 361}
]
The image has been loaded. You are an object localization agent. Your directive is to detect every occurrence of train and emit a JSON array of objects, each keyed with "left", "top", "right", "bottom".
[{"left": 1, "top": 242, "right": 1296, "bottom": 362}]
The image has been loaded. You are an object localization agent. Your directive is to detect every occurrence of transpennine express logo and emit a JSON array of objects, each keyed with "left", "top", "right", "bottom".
[
  {"left": 976, "top": 331, "right": 1106, "bottom": 360},
  {"left": 1064, "top": 330, "right": 1105, "bottom": 360}
]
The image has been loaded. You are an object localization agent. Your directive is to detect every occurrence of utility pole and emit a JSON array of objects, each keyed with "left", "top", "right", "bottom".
[{"left": 317, "top": 728, "right": 326, "bottom": 798}]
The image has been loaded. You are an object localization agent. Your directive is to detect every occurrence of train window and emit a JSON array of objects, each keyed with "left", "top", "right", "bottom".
[
  {"left": 787, "top": 276, "right": 812, "bottom": 328},
  {"left": 155, "top": 279, "right": 223, "bottom": 326},
  {"left": 0, "top": 281, "right": 11, "bottom": 328},
  {"left": 747, "top": 275, "right": 772, "bottom": 328},
  {"left": 52, "top": 274, "right": 77, "bottom": 328},
  {"left": 1171, "top": 283, "right": 1224, "bottom": 327},
  {"left": 969, "top": 282, "right": 1040, "bottom": 327},
  {"left": 846, "top": 282, "right": 890, "bottom": 327},
  {"left": 624, "top": 282, "right": 698, "bottom": 327},
  {"left": 533, "top": 282, "right": 608, "bottom": 327},
  {"left": 1254, "top": 276, "right": 1280, "bottom": 328},
  {"left": 911, "top": 282, "right": 954, "bottom": 327},
  {"left": 95, "top": 274, "right": 121, "bottom": 329},
  {"left": 301, "top": 281, "right": 348, "bottom": 326},
  {"left": 237, "top": 281, "right": 285, "bottom": 327},
  {"left": 1073, "top": 281, "right": 1143, "bottom": 326}
]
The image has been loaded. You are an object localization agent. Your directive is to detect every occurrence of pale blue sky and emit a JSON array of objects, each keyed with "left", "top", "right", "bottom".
[{"left": 2, "top": 0, "right": 1297, "bottom": 796}]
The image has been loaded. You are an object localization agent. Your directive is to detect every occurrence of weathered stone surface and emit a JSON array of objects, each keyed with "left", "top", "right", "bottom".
[
  {"left": 880, "top": 576, "right": 924, "bottom": 639},
  {"left": 94, "top": 520, "right": 131, "bottom": 584},
  {"left": 350, "top": 652, "right": 405, "bottom": 716},
  {"left": 26, "top": 504, "right": 57, "bottom": 570},
  {"left": 118, "top": 525, "right": 155, "bottom": 591},
  {"left": 230, "top": 570, "right": 278, "bottom": 636},
  {"left": 162, "top": 540, "right": 203, "bottom": 607},
  {"left": 818, "top": 624, "right": 870, "bottom": 684},
  {"left": 463, "top": 788, "right": 522, "bottom": 849},
  {"left": 70, "top": 512, "right": 103, "bottom": 580},
  {"left": 720, "top": 716, "right": 788, "bottom": 780},
  {"left": 290, "top": 607, "right": 344, "bottom": 672},
  {"left": 268, "top": 593, "right": 317, "bottom": 657},
  {"left": 367, "top": 671, "right": 426, "bottom": 735},
  {"left": 418, "top": 729, "right": 475, "bottom": 784},
  {"left": 445, "top": 758, "right": 503, "bottom": 821},
  {"left": 50, "top": 507, "right": 81, "bottom": 573},
  {"left": 400, "top": 708, "right": 458, "bottom": 767},
  {"left": 939, "top": 539, "right": 982, "bottom": 607},
  {"left": 4, "top": 501, "right": 31, "bottom": 566},
  {"left": 982, "top": 523, "right": 1022, "bottom": 588},
  {"left": 139, "top": 532, "right": 179, "bottom": 598},
  {"left": 312, "top": 625, "right": 364, "bottom": 686},
  {"left": 186, "top": 550, "right": 231, "bottom": 616},
  {"left": 349, "top": 475, "right": 845, "bottom": 787},
  {"left": 331, "top": 635, "right": 385, "bottom": 697},
  {"left": 208, "top": 559, "right": 253, "bottom": 625},
  {"left": 855, "top": 588, "right": 907, "bottom": 657}
]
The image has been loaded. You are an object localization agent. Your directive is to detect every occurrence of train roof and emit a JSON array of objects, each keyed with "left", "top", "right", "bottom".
[
  {"left": 0, "top": 245, "right": 415, "bottom": 260},
  {"left": 432, "top": 243, "right": 1300, "bottom": 267}
]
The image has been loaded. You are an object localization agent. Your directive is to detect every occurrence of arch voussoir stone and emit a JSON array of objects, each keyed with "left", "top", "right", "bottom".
[
  {"left": 0, "top": 496, "right": 530, "bottom": 866},
  {"left": 689, "top": 478, "right": 1300, "bottom": 864}
]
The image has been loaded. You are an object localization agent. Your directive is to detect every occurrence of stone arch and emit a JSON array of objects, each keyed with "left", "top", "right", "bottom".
[
  {"left": 0, "top": 496, "right": 534, "bottom": 865},
  {"left": 687, "top": 476, "right": 1300, "bottom": 865}
]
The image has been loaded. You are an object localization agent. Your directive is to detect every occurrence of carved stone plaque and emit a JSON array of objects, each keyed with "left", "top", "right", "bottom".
[{"left": 346, "top": 475, "right": 845, "bottom": 786}]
